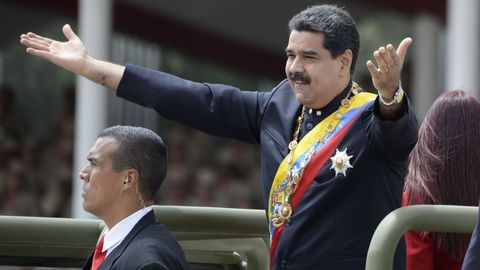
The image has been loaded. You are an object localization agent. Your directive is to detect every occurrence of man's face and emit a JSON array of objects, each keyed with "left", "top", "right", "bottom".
[
  {"left": 79, "top": 137, "right": 123, "bottom": 218},
  {"left": 285, "top": 31, "right": 348, "bottom": 109}
]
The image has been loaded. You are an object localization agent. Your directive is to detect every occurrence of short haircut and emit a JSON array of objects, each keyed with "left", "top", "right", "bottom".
[
  {"left": 288, "top": 4, "right": 360, "bottom": 74},
  {"left": 98, "top": 125, "right": 167, "bottom": 200}
]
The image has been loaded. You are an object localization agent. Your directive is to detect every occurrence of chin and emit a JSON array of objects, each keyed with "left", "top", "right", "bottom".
[
  {"left": 295, "top": 95, "right": 312, "bottom": 107},
  {"left": 82, "top": 202, "right": 94, "bottom": 214}
]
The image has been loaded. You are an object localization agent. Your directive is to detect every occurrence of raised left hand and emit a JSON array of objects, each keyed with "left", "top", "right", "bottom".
[{"left": 366, "top": 37, "right": 412, "bottom": 101}]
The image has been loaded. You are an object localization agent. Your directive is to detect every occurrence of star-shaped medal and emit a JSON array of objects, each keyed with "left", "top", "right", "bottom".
[{"left": 330, "top": 148, "right": 353, "bottom": 177}]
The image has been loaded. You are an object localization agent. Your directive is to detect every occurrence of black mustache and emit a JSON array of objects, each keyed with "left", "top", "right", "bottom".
[{"left": 290, "top": 73, "right": 311, "bottom": 84}]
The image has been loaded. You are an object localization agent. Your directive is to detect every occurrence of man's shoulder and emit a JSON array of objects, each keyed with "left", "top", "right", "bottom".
[
  {"left": 136, "top": 222, "right": 176, "bottom": 241},
  {"left": 120, "top": 223, "right": 188, "bottom": 269},
  {"left": 271, "top": 79, "right": 290, "bottom": 93},
  {"left": 262, "top": 78, "right": 295, "bottom": 106}
]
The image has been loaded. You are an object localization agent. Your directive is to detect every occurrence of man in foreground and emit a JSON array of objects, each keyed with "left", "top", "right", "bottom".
[{"left": 80, "top": 125, "right": 188, "bottom": 270}]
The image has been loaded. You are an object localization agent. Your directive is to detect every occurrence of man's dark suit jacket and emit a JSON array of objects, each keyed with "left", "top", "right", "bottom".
[
  {"left": 82, "top": 210, "right": 188, "bottom": 270},
  {"left": 117, "top": 64, "right": 418, "bottom": 270},
  {"left": 462, "top": 205, "right": 480, "bottom": 270}
]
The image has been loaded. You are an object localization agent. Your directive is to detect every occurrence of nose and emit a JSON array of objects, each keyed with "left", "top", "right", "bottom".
[
  {"left": 79, "top": 164, "right": 89, "bottom": 182},
  {"left": 288, "top": 57, "right": 304, "bottom": 75}
]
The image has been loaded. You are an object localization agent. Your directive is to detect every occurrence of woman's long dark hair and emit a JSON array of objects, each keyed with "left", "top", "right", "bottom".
[{"left": 405, "top": 90, "right": 480, "bottom": 259}]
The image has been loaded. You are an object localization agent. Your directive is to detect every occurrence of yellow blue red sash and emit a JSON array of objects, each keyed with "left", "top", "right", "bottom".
[{"left": 268, "top": 92, "right": 376, "bottom": 267}]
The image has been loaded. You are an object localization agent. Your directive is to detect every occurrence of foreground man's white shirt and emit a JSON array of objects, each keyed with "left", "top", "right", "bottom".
[{"left": 101, "top": 206, "right": 153, "bottom": 256}]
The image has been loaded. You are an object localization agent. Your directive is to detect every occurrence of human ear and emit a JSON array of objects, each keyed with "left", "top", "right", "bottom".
[
  {"left": 122, "top": 169, "right": 138, "bottom": 186},
  {"left": 340, "top": 49, "right": 353, "bottom": 72}
]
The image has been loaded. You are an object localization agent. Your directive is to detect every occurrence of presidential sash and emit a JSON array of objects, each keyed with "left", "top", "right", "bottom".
[{"left": 268, "top": 92, "right": 376, "bottom": 267}]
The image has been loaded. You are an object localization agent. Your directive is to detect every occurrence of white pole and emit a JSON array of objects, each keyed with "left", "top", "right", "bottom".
[
  {"left": 72, "top": 0, "right": 112, "bottom": 218},
  {"left": 446, "top": 0, "right": 480, "bottom": 97},
  {"left": 412, "top": 14, "right": 440, "bottom": 121}
]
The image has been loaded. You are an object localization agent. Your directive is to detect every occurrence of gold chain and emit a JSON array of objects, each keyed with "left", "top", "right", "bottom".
[
  {"left": 286, "top": 107, "right": 305, "bottom": 162},
  {"left": 272, "top": 82, "right": 360, "bottom": 227}
]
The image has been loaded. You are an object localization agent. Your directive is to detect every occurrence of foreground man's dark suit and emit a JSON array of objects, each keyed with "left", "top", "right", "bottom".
[
  {"left": 82, "top": 211, "right": 188, "bottom": 270},
  {"left": 117, "top": 64, "right": 418, "bottom": 270},
  {"left": 462, "top": 204, "right": 480, "bottom": 270}
]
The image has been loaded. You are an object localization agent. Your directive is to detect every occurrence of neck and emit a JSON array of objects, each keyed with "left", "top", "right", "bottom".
[
  {"left": 102, "top": 202, "right": 147, "bottom": 229},
  {"left": 309, "top": 79, "right": 351, "bottom": 109}
]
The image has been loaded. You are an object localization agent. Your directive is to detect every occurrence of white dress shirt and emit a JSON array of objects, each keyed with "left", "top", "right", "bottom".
[{"left": 101, "top": 206, "right": 153, "bottom": 257}]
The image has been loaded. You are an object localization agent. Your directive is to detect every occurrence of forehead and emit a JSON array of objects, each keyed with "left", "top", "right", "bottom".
[
  {"left": 88, "top": 136, "right": 119, "bottom": 159},
  {"left": 287, "top": 30, "right": 326, "bottom": 51}
]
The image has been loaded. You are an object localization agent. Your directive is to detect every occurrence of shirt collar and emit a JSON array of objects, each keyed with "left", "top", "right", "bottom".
[
  {"left": 304, "top": 80, "right": 353, "bottom": 119},
  {"left": 299, "top": 81, "right": 353, "bottom": 140},
  {"left": 102, "top": 206, "right": 153, "bottom": 254}
]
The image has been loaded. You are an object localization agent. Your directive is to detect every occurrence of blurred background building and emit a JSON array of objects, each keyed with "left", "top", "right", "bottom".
[{"left": 0, "top": 0, "right": 478, "bottom": 224}]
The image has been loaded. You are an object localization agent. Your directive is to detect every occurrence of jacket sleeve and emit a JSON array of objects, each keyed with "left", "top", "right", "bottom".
[
  {"left": 462, "top": 204, "right": 480, "bottom": 270},
  {"left": 117, "top": 64, "right": 270, "bottom": 144},
  {"left": 363, "top": 97, "right": 418, "bottom": 162},
  {"left": 137, "top": 262, "right": 168, "bottom": 270},
  {"left": 405, "top": 230, "right": 434, "bottom": 270}
]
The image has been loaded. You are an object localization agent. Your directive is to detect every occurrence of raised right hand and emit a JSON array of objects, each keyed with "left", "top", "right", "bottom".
[{"left": 20, "top": 24, "right": 88, "bottom": 75}]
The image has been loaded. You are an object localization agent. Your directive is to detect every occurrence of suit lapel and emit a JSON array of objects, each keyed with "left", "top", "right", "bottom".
[
  {"left": 97, "top": 210, "right": 156, "bottom": 270},
  {"left": 82, "top": 253, "right": 94, "bottom": 270}
]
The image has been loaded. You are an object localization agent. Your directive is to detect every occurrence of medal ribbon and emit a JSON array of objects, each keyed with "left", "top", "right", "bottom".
[{"left": 267, "top": 92, "right": 376, "bottom": 268}]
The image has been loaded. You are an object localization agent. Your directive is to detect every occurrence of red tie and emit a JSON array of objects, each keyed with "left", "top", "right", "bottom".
[{"left": 91, "top": 236, "right": 107, "bottom": 270}]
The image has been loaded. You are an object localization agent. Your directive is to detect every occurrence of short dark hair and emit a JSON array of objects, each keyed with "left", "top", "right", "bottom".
[
  {"left": 98, "top": 125, "right": 167, "bottom": 200},
  {"left": 288, "top": 4, "right": 360, "bottom": 74}
]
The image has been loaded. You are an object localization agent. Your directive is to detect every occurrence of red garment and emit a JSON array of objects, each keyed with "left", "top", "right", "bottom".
[
  {"left": 402, "top": 193, "right": 464, "bottom": 270},
  {"left": 91, "top": 236, "right": 106, "bottom": 270}
]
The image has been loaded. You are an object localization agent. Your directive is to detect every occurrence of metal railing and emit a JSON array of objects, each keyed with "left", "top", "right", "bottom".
[
  {"left": 2, "top": 204, "right": 478, "bottom": 270},
  {"left": 0, "top": 205, "right": 270, "bottom": 270},
  {"left": 366, "top": 205, "right": 478, "bottom": 270}
]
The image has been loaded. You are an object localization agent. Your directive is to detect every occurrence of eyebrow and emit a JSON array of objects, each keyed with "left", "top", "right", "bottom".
[
  {"left": 87, "top": 156, "right": 99, "bottom": 163},
  {"left": 285, "top": 48, "right": 319, "bottom": 57},
  {"left": 303, "top": 50, "right": 319, "bottom": 57}
]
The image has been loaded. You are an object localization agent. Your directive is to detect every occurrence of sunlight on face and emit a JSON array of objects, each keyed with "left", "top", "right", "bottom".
[
  {"left": 79, "top": 137, "right": 123, "bottom": 219},
  {"left": 285, "top": 31, "right": 350, "bottom": 109}
]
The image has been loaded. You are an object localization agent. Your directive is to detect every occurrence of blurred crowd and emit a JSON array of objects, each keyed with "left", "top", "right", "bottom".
[
  {"left": 0, "top": 86, "right": 75, "bottom": 217},
  {"left": 0, "top": 86, "right": 263, "bottom": 219},
  {"left": 158, "top": 125, "right": 262, "bottom": 209}
]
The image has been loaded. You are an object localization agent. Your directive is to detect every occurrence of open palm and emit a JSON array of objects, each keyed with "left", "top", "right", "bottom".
[
  {"left": 366, "top": 37, "right": 412, "bottom": 97},
  {"left": 20, "top": 24, "right": 87, "bottom": 74}
]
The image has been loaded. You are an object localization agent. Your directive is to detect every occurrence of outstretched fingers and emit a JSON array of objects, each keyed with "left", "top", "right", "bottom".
[
  {"left": 62, "top": 24, "right": 79, "bottom": 41},
  {"left": 20, "top": 37, "right": 50, "bottom": 52},
  {"left": 19, "top": 24, "right": 91, "bottom": 75},
  {"left": 25, "top": 47, "right": 51, "bottom": 61},
  {"left": 20, "top": 32, "right": 55, "bottom": 52},
  {"left": 367, "top": 37, "right": 413, "bottom": 95},
  {"left": 27, "top": 32, "right": 55, "bottom": 44},
  {"left": 396, "top": 37, "right": 412, "bottom": 64},
  {"left": 386, "top": 44, "right": 398, "bottom": 66},
  {"left": 366, "top": 60, "right": 380, "bottom": 77},
  {"left": 373, "top": 48, "right": 388, "bottom": 72},
  {"left": 380, "top": 45, "right": 396, "bottom": 68}
]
